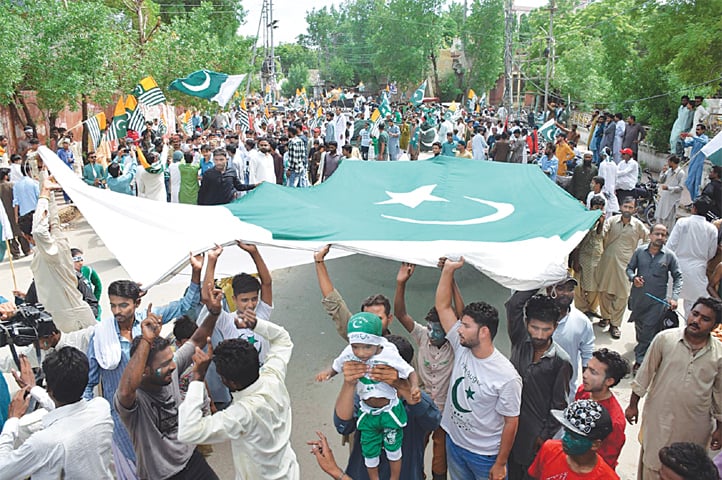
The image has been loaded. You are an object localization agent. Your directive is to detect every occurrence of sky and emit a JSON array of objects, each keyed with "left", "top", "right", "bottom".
[{"left": 237, "top": 0, "right": 549, "bottom": 45}]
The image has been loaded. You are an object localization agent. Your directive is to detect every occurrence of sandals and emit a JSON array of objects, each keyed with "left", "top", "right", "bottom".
[{"left": 610, "top": 326, "right": 621, "bottom": 339}]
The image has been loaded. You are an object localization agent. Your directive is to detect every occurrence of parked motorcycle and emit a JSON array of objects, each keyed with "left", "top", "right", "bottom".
[{"left": 634, "top": 169, "right": 658, "bottom": 226}]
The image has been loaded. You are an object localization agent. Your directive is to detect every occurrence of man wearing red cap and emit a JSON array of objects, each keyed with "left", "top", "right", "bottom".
[{"left": 615, "top": 148, "right": 638, "bottom": 207}]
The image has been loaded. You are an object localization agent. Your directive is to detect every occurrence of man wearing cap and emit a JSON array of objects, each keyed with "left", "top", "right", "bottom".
[
  {"left": 626, "top": 297, "right": 722, "bottom": 480},
  {"left": 57, "top": 138, "right": 75, "bottom": 171},
  {"left": 626, "top": 223, "right": 682, "bottom": 369},
  {"left": 529, "top": 399, "right": 618, "bottom": 479},
  {"left": 615, "top": 148, "right": 638, "bottom": 207},
  {"left": 18, "top": 126, "right": 35, "bottom": 161},
  {"left": 568, "top": 151, "right": 598, "bottom": 202},
  {"left": 436, "top": 258, "right": 522, "bottom": 480}
]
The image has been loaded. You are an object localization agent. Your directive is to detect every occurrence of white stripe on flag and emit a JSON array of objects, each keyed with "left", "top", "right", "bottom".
[
  {"left": 87, "top": 117, "right": 101, "bottom": 148},
  {"left": 138, "top": 89, "right": 166, "bottom": 106},
  {"left": 702, "top": 130, "right": 722, "bottom": 158}
]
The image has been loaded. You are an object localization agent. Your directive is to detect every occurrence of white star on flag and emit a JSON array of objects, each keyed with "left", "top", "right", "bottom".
[{"left": 375, "top": 185, "right": 449, "bottom": 209}]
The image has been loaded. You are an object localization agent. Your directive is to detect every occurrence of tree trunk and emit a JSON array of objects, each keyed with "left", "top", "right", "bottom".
[
  {"left": 430, "top": 52, "right": 441, "bottom": 98},
  {"left": 81, "top": 94, "right": 88, "bottom": 157}
]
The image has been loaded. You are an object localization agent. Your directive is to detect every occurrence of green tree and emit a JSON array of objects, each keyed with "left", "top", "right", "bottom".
[
  {"left": 280, "top": 64, "right": 309, "bottom": 98},
  {"left": 275, "top": 43, "right": 317, "bottom": 76},
  {"left": 462, "top": 0, "right": 505, "bottom": 93}
]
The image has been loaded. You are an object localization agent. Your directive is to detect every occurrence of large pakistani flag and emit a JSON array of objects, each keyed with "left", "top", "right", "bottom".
[
  {"left": 39, "top": 146, "right": 599, "bottom": 290},
  {"left": 168, "top": 70, "right": 246, "bottom": 108}
]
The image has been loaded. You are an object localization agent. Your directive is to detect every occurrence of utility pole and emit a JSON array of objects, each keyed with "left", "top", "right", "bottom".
[
  {"left": 543, "top": 0, "right": 555, "bottom": 114},
  {"left": 503, "top": 0, "right": 513, "bottom": 110},
  {"left": 261, "top": 0, "right": 278, "bottom": 102}
]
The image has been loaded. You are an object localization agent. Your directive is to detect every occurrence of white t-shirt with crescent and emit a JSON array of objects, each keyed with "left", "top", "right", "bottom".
[{"left": 441, "top": 320, "right": 522, "bottom": 456}]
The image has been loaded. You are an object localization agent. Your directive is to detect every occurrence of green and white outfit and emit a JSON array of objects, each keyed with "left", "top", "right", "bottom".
[{"left": 332, "top": 334, "right": 414, "bottom": 468}]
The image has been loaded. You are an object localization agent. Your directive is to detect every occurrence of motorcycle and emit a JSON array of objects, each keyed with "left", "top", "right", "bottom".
[{"left": 634, "top": 169, "right": 658, "bottom": 226}]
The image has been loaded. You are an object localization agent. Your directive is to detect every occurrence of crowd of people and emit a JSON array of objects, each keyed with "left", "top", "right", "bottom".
[{"left": 0, "top": 90, "right": 721, "bottom": 480}]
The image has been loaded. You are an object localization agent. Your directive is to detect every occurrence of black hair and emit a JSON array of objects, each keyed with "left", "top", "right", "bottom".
[
  {"left": 590, "top": 195, "right": 606, "bottom": 208},
  {"left": 691, "top": 297, "right": 722, "bottom": 324},
  {"left": 621, "top": 196, "right": 636, "bottom": 206},
  {"left": 10, "top": 154, "right": 21, "bottom": 163},
  {"left": 668, "top": 155, "right": 681, "bottom": 165},
  {"left": 342, "top": 144, "right": 352, "bottom": 154},
  {"left": 658, "top": 442, "right": 719, "bottom": 480},
  {"left": 592, "top": 175, "right": 605, "bottom": 187},
  {"left": 184, "top": 152, "right": 194, "bottom": 164},
  {"left": 692, "top": 198, "right": 711, "bottom": 217},
  {"left": 173, "top": 315, "right": 197, "bottom": 342},
  {"left": 213, "top": 338, "right": 260, "bottom": 390},
  {"left": 713, "top": 166, "right": 722, "bottom": 177},
  {"left": 232, "top": 273, "right": 260, "bottom": 296},
  {"left": 43, "top": 346, "right": 89, "bottom": 405},
  {"left": 524, "top": 294, "right": 560, "bottom": 324},
  {"left": 108, "top": 163, "right": 121, "bottom": 178},
  {"left": 591, "top": 348, "right": 629, "bottom": 388},
  {"left": 70, "top": 247, "right": 83, "bottom": 257},
  {"left": 628, "top": 115, "right": 636, "bottom": 121},
  {"left": 107, "top": 280, "right": 141, "bottom": 300},
  {"left": 326, "top": 140, "right": 338, "bottom": 147},
  {"left": 130, "top": 336, "right": 171, "bottom": 366},
  {"left": 361, "top": 294, "right": 391, "bottom": 316},
  {"left": 385, "top": 335, "right": 414, "bottom": 363},
  {"left": 432, "top": 141, "right": 441, "bottom": 149},
  {"left": 462, "top": 302, "right": 499, "bottom": 339},
  {"left": 213, "top": 148, "right": 227, "bottom": 159},
  {"left": 0, "top": 168, "right": 9, "bottom": 181},
  {"left": 697, "top": 123, "right": 706, "bottom": 131},
  {"left": 424, "top": 307, "right": 441, "bottom": 324}
]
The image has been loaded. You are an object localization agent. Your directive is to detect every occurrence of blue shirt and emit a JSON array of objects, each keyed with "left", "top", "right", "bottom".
[
  {"left": 57, "top": 148, "right": 74, "bottom": 168},
  {"left": 12, "top": 177, "right": 40, "bottom": 216},
  {"left": 83, "top": 281, "right": 201, "bottom": 461},
  {"left": 200, "top": 157, "right": 214, "bottom": 175},
  {"left": 107, "top": 160, "right": 136, "bottom": 196},
  {"left": 441, "top": 140, "right": 456, "bottom": 157},
  {"left": 334, "top": 391, "right": 441, "bottom": 480},
  {"left": 540, "top": 154, "right": 559, "bottom": 181}
]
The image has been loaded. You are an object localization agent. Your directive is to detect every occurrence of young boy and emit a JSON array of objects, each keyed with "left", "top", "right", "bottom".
[
  {"left": 326, "top": 312, "right": 420, "bottom": 480},
  {"left": 394, "top": 262, "right": 458, "bottom": 480}
]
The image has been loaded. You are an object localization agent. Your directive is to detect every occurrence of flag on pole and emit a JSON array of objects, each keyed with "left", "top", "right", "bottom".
[
  {"left": 125, "top": 95, "right": 145, "bottom": 133},
  {"left": 85, "top": 112, "right": 106, "bottom": 149},
  {"left": 538, "top": 119, "right": 557, "bottom": 143},
  {"left": 107, "top": 96, "right": 127, "bottom": 142},
  {"left": 168, "top": 70, "right": 247, "bottom": 108},
  {"left": 133, "top": 76, "right": 166, "bottom": 106},
  {"left": 410, "top": 80, "right": 427, "bottom": 107},
  {"left": 238, "top": 98, "right": 250, "bottom": 131},
  {"left": 389, "top": 82, "right": 397, "bottom": 96},
  {"left": 378, "top": 95, "right": 391, "bottom": 118},
  {"left": 467, "top": 89, "right": 477, "bottom": 110},
  {"left": 182, "top": 110, "right": 193, "bottom": 135}
]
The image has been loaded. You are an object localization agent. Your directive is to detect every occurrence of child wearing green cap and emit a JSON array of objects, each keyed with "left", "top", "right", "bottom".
[{"left": 321, "top": 311, "right": 419, "bottom": 480}]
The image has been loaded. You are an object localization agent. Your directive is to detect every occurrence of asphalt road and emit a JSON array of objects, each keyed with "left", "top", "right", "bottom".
[{"left": 1, "top": 214, "right": 646, "bottom": 479}]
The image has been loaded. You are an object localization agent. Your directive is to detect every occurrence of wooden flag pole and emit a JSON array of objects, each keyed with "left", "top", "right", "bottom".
[{"left": 5, "top": 240, "right": 17, "bottom": 290}]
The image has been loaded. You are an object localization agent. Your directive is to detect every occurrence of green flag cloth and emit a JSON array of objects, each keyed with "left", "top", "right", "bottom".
[
  {"left": 41, "top": 147, "right": 600, "bottom": 291},
  {"left": 538, "top": 119, "right": 557, "bottom": 143},
  {"left": 168, "top": 70, "right": 246, "bottom": 108},
  {"left": 411, "top": 80, "right": 427, "bottom": 107}
]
